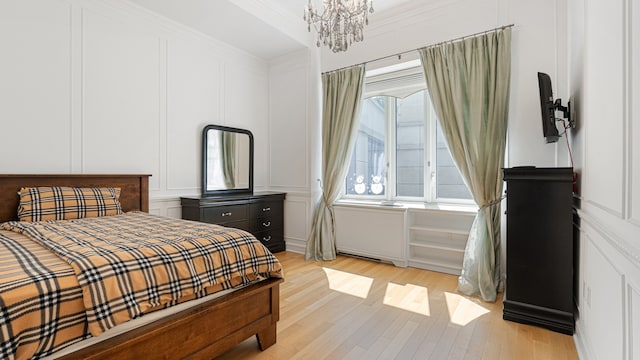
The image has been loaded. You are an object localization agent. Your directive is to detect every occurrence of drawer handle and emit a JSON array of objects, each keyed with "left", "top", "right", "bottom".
[
  {"left": 263, "top": 235, "right": 272, "bottom": 242},
  {"left": 262, "top": 221, "right": 271, "bottom": 227},
  {"left": 221, "top": 212, "right": 232, "bottom": 217},
  {"left": 262, "top": 207, "right": 271, "bottom": 212}
]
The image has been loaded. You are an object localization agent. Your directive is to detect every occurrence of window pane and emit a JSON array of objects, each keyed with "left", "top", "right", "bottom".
[
  {"left": 435, "top": 122, "right": 473, "bottom": 200},
  {"left": 345, "top": 97, "right": 386, "bottom": 196},
  {"left": 396, "top": 92, "right": 424, "bottom": 197}
]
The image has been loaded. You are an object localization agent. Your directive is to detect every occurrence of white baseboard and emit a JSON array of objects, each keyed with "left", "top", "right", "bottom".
[
  {"left": 285, "top": 237, "right": 306, "bottom": 254},
  {"left": 573, "top": 318, "right": 591, "bottom": 360}
]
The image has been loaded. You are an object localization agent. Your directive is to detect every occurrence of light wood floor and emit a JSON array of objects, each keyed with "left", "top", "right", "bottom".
[{"left": 218, "top": 252, "right": 578, "bottom": 360}]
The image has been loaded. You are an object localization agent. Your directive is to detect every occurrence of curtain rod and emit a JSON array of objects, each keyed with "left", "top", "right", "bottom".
[{"left": 321, "top": 24, "right": 515, "bottom": 75}]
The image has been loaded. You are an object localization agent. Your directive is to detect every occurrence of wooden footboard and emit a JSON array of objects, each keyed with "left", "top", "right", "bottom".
[{"left": 58, "top": 278, "right": 283, "bottom": 359}]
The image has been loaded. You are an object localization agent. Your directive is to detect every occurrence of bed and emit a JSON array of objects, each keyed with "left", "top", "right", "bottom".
[{"left": 0, "top": 174, "right": 283, "bottom": 359}]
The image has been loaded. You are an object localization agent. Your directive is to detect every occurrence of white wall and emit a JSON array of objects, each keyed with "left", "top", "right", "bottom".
[
  {"left": 268, "top": 48, "right": 317, "bottom": 254},
  {"left": 0, "top": 0, "right": 270, "bottom": 218},
  {"left": 568, "top": 0, "right": 640, "bottom": 359}
]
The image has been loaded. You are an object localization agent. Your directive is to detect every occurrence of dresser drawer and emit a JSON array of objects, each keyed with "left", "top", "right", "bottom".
[
  {"left": 250, "top": 200, "right": 283, "bottom": 220},
  {"left": 202, "top": 204, "right": 248, "bottom": 224},
  {"left": 253, "top": 216, "right": 283, "bottom": 232},
  {"left": 220, "top": 220, "right": 251, "bottom": 233},
  {"left": 254, "top": 230, "right": 285, "bottom": 253}
]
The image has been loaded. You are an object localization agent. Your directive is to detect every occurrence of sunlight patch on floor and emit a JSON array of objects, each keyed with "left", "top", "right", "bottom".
[
  {"left": 383, "top": 282, "right": 431, "bottom": 316},
  {"left": 322, "top": 267, "right": 373, "bottom": 299},
  {"left": 444, "top": 292, "right": 490, "bottom": 326}
]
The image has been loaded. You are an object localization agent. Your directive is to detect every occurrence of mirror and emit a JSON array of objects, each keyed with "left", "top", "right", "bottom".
[{"left": 202, "top": 124, "right": 253, "bottom": 196}]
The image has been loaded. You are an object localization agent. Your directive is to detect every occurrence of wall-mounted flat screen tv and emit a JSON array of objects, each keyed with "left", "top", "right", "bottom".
[{"left": 537, "top": 72, "right": 560, "bottom": 143}]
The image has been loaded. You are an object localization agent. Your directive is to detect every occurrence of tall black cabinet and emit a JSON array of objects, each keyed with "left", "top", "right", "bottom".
[{"left": 503, "top": 167, "right": 575, "bottom": 334}]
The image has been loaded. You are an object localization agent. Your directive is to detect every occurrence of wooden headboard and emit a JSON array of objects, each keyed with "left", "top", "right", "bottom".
[{"left": 0, "top": 174, "right": 150, "bottom": 222}]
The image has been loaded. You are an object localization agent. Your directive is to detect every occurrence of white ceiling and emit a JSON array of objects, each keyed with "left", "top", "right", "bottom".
[{"left": 127, "top": 0, "right": 415, "bottom": 60}]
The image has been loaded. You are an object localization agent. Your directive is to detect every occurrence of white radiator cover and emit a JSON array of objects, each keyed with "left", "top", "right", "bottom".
[
  {"left": 334, "top": 203, "right": 476, "bottom": 274},
  {"left": 334, "top": 204, "right": 407, "bottom": 267}
]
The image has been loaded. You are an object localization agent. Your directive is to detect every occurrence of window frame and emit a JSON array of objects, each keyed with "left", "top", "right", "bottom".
[{"left": 341, "top": 63, "right": 473, "bottom": 206}]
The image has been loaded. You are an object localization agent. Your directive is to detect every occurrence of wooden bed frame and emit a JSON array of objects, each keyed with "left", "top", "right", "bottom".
[{"left": 0, "top": 174, "right": 282, "bottom": 359}]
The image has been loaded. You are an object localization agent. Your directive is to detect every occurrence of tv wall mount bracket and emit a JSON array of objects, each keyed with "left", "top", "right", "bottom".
[{"left": 554, "top": 99, "right": 575, "bottom": 128}]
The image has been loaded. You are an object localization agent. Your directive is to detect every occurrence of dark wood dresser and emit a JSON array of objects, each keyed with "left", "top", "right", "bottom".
[
  {"left": 181, "top": 192, "right": 286, "bottom": 253},
  {"left": 502, "top": 167, "right": 574, "bottom": 334}
]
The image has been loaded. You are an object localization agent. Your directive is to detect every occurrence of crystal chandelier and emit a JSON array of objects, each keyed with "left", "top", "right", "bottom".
[{"left": 304, "top": 0, "right": 374, "bottom": 53}]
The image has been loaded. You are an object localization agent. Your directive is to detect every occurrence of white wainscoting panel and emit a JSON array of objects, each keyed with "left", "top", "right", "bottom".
[
  {"left": 631, "top": 0, "right": 640, "bottom": 227},
  {"left": 631, "top": 283, "right": 640, "bottom": 360},
  {"left": 269, "top": 51, "right": 309, "bottom": 190},
  {"left": 282, "top": 193, "right": 310, "bottom": 254},
  {"left": 334, "top": 204, "right": 407, "bottom": 267},
  {"left": 0, "top": 1, "right": 73, "bottom": 172},
  {"left": 572, "top": 1, "right": 640, "bottom": 358},
  {"left": 225, "top": 65, "right": 269, "bottom": 189},
  {"left": 149, "top": 197, "right": 182, "bottom": 218},
  {"left": 0, "top": 0, "right": 272, "bottom": 204},
  {"left": 166, "top": 39, "right": 224, "bottom": 192},
  {"left": 82, "top": 8, "right": 160, "bottom": 188},
  {"left": 579, "top": 228, "right": 625, "bottom": 360},
  {"left": 582, "top": 0, "right": 626, "bottom": 218}
]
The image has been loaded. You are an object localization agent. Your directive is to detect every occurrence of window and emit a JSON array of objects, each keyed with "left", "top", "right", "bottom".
[{"left": 343, "top": 62, "right": 472, "bottom": 203}]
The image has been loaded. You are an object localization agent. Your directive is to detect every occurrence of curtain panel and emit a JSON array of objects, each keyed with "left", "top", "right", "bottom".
[
  {"left": 221, "top": 131, "right": 236, "bottom": 188},
  {"left": 305, "top": 65, "right": 366, "bottom": 261},
  {"left": 419, "top": 28, "right": 512, "bottom": 302}
]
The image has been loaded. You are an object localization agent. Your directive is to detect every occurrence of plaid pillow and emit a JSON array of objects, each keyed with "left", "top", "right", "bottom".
[{"left": 17, "top": 187, "right": 122, "bottom": 222}]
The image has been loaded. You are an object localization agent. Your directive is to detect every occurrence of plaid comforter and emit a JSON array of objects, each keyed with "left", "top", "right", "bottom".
[
  {"left": 0, "top": 230, "right": 87, "bottom": 360},
  {"left": 1, "top": 212, "right": 282, "bottom": 356}
]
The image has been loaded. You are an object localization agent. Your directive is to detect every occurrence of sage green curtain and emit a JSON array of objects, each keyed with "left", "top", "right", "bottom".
[
  {"left": 305, "top": 65, "right": 366, "bottom": 261},
  {"left": 221, "top": 131, "right": 236, "bottom": 188},
  {"left": 419, "top": 28, "right": 511, "bottom": 302}
]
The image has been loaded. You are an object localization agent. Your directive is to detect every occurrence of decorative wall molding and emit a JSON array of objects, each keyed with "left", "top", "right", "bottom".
[
  {"left": 283, "top": 195, "right": 310, "bottom": 241},
  {"left": 268, "top": 51, "right": 309, "bottom": 191},
  {"left": 628, "top": 282, "right": 640, "bottom": 360},
  {"left": 580, "top": 209, "right": 640, "bottom": 269},
  {"left": 149, "top": 197, "right": 182, "bottom": 218},
  {"left": 280, "top": 191, "right": 310, "bottom": 254},
  {"left": 158, "top": 37, "right": 168, "bottom": 194},
  {"left": 0, "top": 0, "right": 272, "bottom": 210},
  {"left": 164, "top": 55, "right": 223, "bottom": 192},
  {"left": 571, "top": 1, "right": 639, "bottom": 358},
  {"left": 622, "top": 0, "right": 631, "bottom": 222},
  {"left": 629, "top": 0, "right": 640, "bottom": 227},
  {"left": 580, "top": 230, "right": 626, "bottom": 360},
  {"left": 70, "top": 3, "right": 82, "bottom": 173},
  {"left": 585, "top": 199, "right": 624, "bottom": 219},
  {"left": 581, "top": 0, "right": 627, "bottom": 221}
]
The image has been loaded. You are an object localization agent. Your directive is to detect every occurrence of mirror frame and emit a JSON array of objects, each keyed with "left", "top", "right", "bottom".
[{"left": 202, "top": 124, "right": 254, "bottom": 197}]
